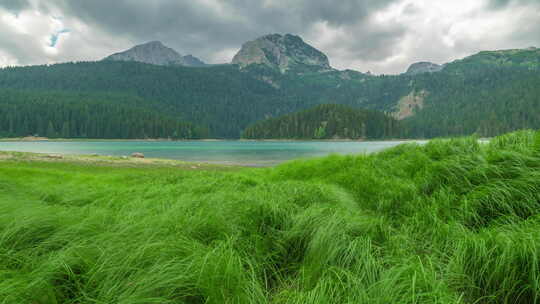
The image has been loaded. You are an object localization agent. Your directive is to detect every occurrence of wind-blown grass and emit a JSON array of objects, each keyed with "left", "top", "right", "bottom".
[{"left": 1, "top": 130, "right": 539, "bottom": 303}]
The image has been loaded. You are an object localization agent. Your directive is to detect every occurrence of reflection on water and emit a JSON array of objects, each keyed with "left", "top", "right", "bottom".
[{"left": 0, "top": 140, "right": 427, "bottom": 166}]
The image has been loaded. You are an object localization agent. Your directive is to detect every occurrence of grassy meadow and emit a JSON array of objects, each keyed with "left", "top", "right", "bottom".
[{"left": 1, "top": 130, "right": 540, "bottom": 303}]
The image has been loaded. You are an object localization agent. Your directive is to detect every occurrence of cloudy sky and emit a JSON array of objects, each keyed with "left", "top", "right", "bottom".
[{"left": 0, "top": 0, "right": 539, "bottom": 74}]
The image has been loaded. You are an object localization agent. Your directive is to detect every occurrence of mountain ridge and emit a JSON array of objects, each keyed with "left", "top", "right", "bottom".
[
  {"left": 104, "top": 41, "right": 206, "bottom": 67},
  {"left": 405, "top": 62, "right": 444, "bottom": 75},
  {"left": 102, "top": 36, "right": 539, "bottom": 75},
  {"left": 1, "top": 35, "right": 539, "bottom": 139}
]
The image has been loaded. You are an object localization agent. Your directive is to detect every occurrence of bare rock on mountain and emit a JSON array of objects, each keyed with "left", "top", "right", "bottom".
[
  {"left": 104, "top": 41, "right": 206, "bottom": 67},
  {"left": 181, "top": 54, "right": 207, "bottom": 67},
  {"left": 232, "top": 34, "right": 332, "bottom": 74},
  {"left": 393, "top": 90, "right": 428, "bottom": 120},
  {"left": 405, "top": 62, "right": 443, "bottom": 75}
]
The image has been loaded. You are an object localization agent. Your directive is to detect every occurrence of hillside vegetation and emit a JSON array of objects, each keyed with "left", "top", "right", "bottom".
[
  {"left": 1, "top": 130, "right": 540, "bottom": 303},
  {"left": 242, "top": 104, "right": 399, "bottom": 139},
  {"left": 0, "top": 62, "right": 284, "bottom": 138},
  {"left": 402, "top": 49, "right": 540, "bottom": 138},
  {"left": 0, "top": 89, "right": 207, "bottom": 139},
  {"left": 0, "top": 47, "right": 538, "bottom": 139}
]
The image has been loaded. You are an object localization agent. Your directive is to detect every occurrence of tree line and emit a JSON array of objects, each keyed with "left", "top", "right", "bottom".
[
  {"left": 0, "top": 90, "right": 207, "bottom": 139},
  {"left": 242, "top": 104, "right": 399, "bottom": 139}
]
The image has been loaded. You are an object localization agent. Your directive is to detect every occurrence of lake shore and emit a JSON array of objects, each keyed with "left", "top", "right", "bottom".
[
  {"left": 0, "top": 150, "right": 244, "bottom": 170},
  {"left": 0, "top": 136, "right": 425, "bottom": 143},
  {"left": 0, "top": 138, "right": 432, "bottom": 166}
]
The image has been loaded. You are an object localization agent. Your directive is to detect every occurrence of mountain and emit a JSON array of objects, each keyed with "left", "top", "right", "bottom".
[
  {"left": 0, "top": 35, "right": 539, "bottom": 139},
  {"left": 181, "top": 54, "right": 206, "bottom": 67},
  {"left": 400, "top": 47, "right": 540, "bottom": 137},
  {"left": 443, "top": 48, "right": 540, "bottom": 72},
  {"left": 232, "top": 34, "right": 332, "bottom": 73},
  {"left": 104, "top": 41, "right": 206, "bottom": 67},
  {"left": 0, "top": 62, "right": 286, "bottom": 138},
  {"left": 242, "top": 104, "right": 399, "bottom": 139},
  {"left": 405, "top": 62, "right": 444, "bottom": 75}
]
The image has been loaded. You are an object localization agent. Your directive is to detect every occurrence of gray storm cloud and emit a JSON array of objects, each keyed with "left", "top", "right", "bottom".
[
  {"left": 0, "top": 0, "right": 539, "bottom": 74},
  {"left": 1, "top": 0, "right": 31, "bottom": 11},
  {"left": 487, "top": 0, "right": 540, "bottom": 9}
]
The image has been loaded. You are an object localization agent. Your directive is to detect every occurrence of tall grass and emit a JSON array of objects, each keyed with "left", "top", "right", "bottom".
[{"left": 1, "top": 130, "right": 539, "bottom": 303}]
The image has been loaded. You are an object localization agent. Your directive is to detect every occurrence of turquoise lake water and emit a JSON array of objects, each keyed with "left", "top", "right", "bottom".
[{"left": 0, "top": 140, "right": 426, "bottom": 166}]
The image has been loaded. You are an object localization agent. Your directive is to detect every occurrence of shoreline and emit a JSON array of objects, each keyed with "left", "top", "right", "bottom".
[
  {"left": 0, "top": 137, "right": 426, "bottom": 143},
  {"left": 0, "top": 150, "right": 247, "bottom": 170}
]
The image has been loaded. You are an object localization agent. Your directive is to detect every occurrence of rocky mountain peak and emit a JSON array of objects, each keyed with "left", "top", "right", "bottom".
[
  {"left": 232, "top": 33, "right": 332, "bottom": 73},
  {"left": 181, "top": 54, "right": 207, "bottom": 67},
  {"left": 405, "top": 62, "right": 444, "bottom": 75},
  {"left": 104, "top": 41, "right": 206, "bottom": 67}
]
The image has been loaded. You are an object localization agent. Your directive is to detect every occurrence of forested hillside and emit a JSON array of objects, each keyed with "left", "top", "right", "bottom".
[
  {"left": 0, "top": 60, "right": 411, "bottom": 138},
  {"left": 242, "top": 65, "right": 411, "bottom": 112},
  {"left": 401, "top": 49, "right": 540, "bottom": 138},
  {"left": 0, "top": 46, "right": 538, "bottom": 139},
  {"left": 0, "top": 62, "right": 288, "bottom": 138},
  {"left": 0, "top": 90, "right": 207, "bottom": 139},
  {"left": 243, "top": 104, "right": 399, "bottom": 139}
]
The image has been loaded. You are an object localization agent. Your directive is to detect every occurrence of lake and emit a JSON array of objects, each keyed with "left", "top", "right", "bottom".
[{"left": 0, "top": 140, "right": 426, "bottom": 166}]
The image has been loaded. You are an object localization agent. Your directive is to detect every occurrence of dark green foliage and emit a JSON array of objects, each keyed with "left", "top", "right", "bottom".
[
  {"left": 242, "top": 104, "right": 399, "bottom": 139},
  {"left": 402, "top": 49, "right": 540, "bottom": 138},
  {"left": 0, "top": 47, "right": 539, "bottom": 139},
  {"left": 0, "top": 60, "right": 408, "bottom": 139},
  {"left": 0, "top": 90, "right": 207, "bottom": 139},
  {"left": 0, "top": 62, "right": 286, "bottom": 138},
  {"left": 2, "top": 130, "right": 540, "bottom": 303},
  {"left": 253, "top": 68, "right": 411, "bottom": 113}
]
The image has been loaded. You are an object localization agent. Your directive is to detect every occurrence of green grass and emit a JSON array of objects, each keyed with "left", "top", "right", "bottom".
[{"left": 1, "top": 130, "right": 539, "bottom": 303}]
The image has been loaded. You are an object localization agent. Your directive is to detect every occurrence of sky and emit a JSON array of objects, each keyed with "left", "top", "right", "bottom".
[{"left": 0, "top": 0, "right": 539, "bottom": 74}]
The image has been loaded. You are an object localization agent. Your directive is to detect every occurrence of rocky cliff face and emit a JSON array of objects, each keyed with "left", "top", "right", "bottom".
[
  {"left": 393, "top": 90, "right": 427, "bottom": 120},
  {"left": 104, "top": 41, "right": 205, "bottom": 67},
  {"left": 232, "top": 34, "right": 332, "bottom": 73},
  {"left": 405, "top": 62, "right": 443, "bottom": 75}
]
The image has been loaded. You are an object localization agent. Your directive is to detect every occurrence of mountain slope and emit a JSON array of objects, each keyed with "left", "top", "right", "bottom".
[
  {"left": 0, "top": 62, "right": 288, "bottom": 138},
  {"left": 0, "top": 59, "right": 403, "bottom": 138},
  {"left": 104, "top": 41, "right": 206, "bottom": 67},
  {"left": 398, "top": 47, "right": 540, "bottom": 137},
  {"left": 445, "top": 48, "right": 540, "bottom": 72},
  {"left": 402, "top": 65, "right": 540, "bottom": 138}
]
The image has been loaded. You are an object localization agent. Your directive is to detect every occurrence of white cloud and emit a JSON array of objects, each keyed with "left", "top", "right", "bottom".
[
  {"left": 210, "top": 47, "right": 239, "bottom": 64},
  {"left": 330, "top": 0, "right": 540, "bottom": 74}
]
